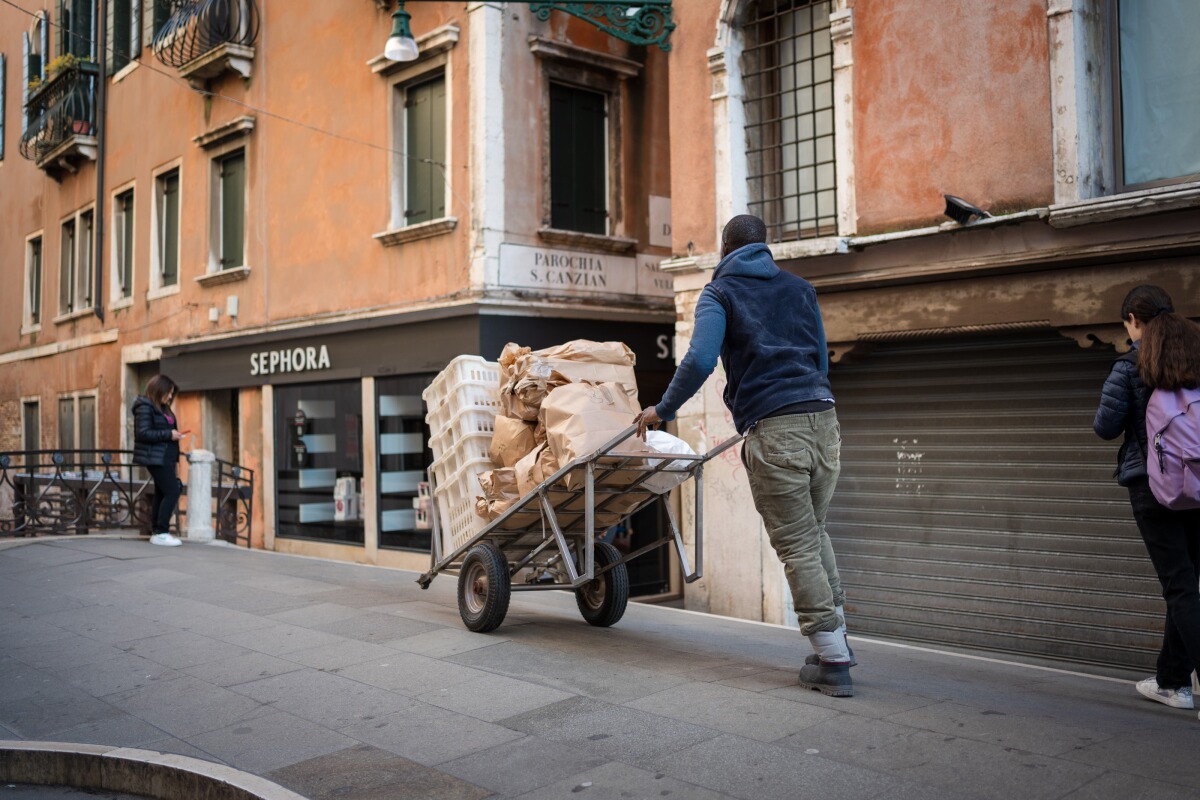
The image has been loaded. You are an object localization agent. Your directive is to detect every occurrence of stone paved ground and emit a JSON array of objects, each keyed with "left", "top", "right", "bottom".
[{"left": 2, "top": 536, "right": 1198, "bottom": 800}]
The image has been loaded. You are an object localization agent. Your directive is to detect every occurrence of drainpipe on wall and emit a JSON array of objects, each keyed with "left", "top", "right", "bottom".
[{"left": 93, "top": 0, "right": 108, "bottom": 323}]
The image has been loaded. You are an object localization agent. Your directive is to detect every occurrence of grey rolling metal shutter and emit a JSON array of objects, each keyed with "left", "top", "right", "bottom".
[{"left": 828, "top": 332, "right": 1162, "bottom": 673}]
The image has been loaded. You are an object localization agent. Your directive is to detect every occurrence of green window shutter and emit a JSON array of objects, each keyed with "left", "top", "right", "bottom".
[
  {"left": 60, "top": 220, "right": 75, "bottom": 313},
  {"left": 30, "top": 238, "right": 43, "bottom": 325},
  {"left": 78, "top": 396, "right": 96, "bottom": 451},
  {"left": 79, "top": 210, "right": 94, "bottom": 306},
  {"left": 404, "top": 75, "right": 445, "bottom": 226},
  {"left": 57, "top": 1, "right": 66, "bottom": 61},
  {"left": 161, "top": 170, "right": 179, "bottom": 285},
  {"left": 119, "top": 190, "right": 134, "bottom": 297},
  {"left": 1, "top": 54, "right": 6, "bottom": 160},
  {"left": 58, "top": 397, "right": 75, "bottom": 450},
  {"left": 549, "top": 84, "right": 607, "bottom": 234},
  {"left": 39, "top": 12, "right": 48, "bottom": 77},
  {"left": 109, "top": 0, "right": 124, "bottom": 73},
  {"left": 219, "top": 151, "right": 245, "bottom": 269}
]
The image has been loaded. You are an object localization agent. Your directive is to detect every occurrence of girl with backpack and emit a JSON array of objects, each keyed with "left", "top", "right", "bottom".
[
  {"left": 132, "top": 374, "right": 190, "bottom": 547},
  {"left": 1093, "top": 284, "right": 1200, "bottom": 720}
]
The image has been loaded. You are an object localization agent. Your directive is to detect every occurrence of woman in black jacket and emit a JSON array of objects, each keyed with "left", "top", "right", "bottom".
[
  {"left": 1094, "top": 285, "right": 1200, "bottom": 719},
  {"left": 132, "top": 374, "right": 188, "bottom": 547}
]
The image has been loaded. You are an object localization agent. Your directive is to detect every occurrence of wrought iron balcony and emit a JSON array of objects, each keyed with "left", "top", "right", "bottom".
[
  {"left": 152, "top": 0, "right": 260, "bottom": 88},
  {"left": 19, "top": 60, "right": 100, "bottom": 177}
]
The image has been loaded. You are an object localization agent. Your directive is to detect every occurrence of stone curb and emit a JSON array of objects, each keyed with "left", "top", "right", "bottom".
[{"left": 0, "top": 741, "right": 307, "bottom": 800}]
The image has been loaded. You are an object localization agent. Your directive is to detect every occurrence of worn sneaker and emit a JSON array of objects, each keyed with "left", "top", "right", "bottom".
[
  {"left": 149, "top": 533, "right": 183, "bottom": 547},
  {"left": 798, "top": 659, "right": 854, "bottom": 697},
  {"left": 1136, "top": 678, "right": 1194, "bottom": 709}
]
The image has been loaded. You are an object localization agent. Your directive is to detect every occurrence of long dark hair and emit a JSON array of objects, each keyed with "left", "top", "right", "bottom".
[
  {"left": 144, "top": 374, "right": 178, "bottom": 411},
  {"left": 1121, "top": 285, "right": 1200, "bottom": 390}
]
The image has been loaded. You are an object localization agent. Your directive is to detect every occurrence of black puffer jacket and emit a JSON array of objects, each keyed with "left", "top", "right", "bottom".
[
  {"left": 1093, "top": 350, "right": 1151, "bottom": 486},
  {"left": 132, "top": 397, "right": 180, "bottom": 467}
]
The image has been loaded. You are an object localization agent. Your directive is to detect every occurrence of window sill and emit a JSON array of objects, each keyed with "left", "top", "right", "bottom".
[
  {"left": 53, "top": 308, "right": 95, "bottom": 325},
  {"left": 1048, "top": 181, "right": 1200, "bottom": 229},
  {"left": 196, "top": 266, "right": 251, "bottom": 287},
  {"left": 374, "top": 217, "right": 458, "bottom": 247},
  {"left": 147, "top": 283, "right": 181, "bottom": 301},
  {"left": 20, "top": 323, "right": 42, "bottom": 336},
  {"left": 537, "top": 228, "right": 637, "bottom": 254},
  {"left": 109, "top": 296, "right": 134, "bottom": 311},
  {"left": 111, "top": 60, "right": 139, "bottom": 84}
]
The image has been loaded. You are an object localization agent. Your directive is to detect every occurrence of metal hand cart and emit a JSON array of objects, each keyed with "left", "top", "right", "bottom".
[{"left": 417, "top": 425, "right": 743, "bottom": 632}]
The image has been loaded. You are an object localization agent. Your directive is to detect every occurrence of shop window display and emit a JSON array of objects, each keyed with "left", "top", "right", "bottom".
[
  {"left": 276, "top": 381, "right": 364, "bottom": 545},
  {"left": 377, "top": 375, "right": 434, "bottom": 551}
]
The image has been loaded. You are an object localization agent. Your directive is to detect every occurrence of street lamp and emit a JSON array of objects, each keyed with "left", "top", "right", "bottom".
[
  {"left": 385, "top": 1, "right": 419, "bottom": 62},
  {"left": 385, "top": 1, "right": 676, "bottom": 61}
]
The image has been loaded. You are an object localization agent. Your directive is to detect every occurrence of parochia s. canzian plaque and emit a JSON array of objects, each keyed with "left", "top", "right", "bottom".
[{"left": 498, "top": 244, "right": 671, "bottom": 298}]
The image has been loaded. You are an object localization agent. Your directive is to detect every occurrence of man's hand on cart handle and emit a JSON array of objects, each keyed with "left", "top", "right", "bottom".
[{"left": 634, "top": 406, "right": 662, "bottom": 440}]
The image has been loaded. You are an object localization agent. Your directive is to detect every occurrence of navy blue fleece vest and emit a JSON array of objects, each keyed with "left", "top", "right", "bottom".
[{"left": 708, "top": 269, "right": 833, "bottom": 433}]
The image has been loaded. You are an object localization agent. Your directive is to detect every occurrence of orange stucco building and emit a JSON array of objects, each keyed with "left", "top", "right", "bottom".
[{"left": 1, "top": 1, "right": 678, "bottom": 587}]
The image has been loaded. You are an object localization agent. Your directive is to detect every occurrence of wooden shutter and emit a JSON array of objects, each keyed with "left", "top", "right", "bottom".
[
  {"left": 404, "top": 75, "right": 446, "bottom": 226},
  {"left": 57, "top": 1, "right": 66, "bottom": 61},
  {"left": 160, "top": 170, "right": 179, "bottom": 285},
  {"left": 78, "top": 396, "right": 96, "bottom": 451},
  {"left": 60, "top": 220, "right": 75, "bottom": 313},
  {"left": 39, "top": 11, "right": 48, "bottom": 76},
  {"left": 118, "top": 190, "right": 134, "bottom": 296},
  {"left": 132, "top": 0, "right": 141, "bottom": 57},
  {"left": 549, "top": 83, "right": 607, "bottom": 235},
  {"left": 219, "top": 152, "right": 245, "bottom": 269},
  {"left": 29, "top": 238, "right": 42, "bottom": 325},
  {"left": 1, "top": 54, "right": 5, "bottom": 160},
  {"left": 79, "top": 210, "right": 94, "bottom": 306},
  {"left": 23, "top": 402, "right": 40, "bottom": 452},
  {"left": 58, "top": 397, "right": 75, "bottom": 450},
  {"left": 22, "top": 34, "right": 29, "bottom": 135}
]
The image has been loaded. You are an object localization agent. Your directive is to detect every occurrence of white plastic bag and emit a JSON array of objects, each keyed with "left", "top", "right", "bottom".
[{"left": 642, "top": 431, "right": 696, "bottom": 494}]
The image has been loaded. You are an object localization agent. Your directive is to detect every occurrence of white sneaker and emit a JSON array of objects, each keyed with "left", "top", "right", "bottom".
[
  {"left": 149, "top": 533, "right": 183, "bottom": 547},
  {"left": 1136, "top": 678, "right": 1194, "bottom": 709}
]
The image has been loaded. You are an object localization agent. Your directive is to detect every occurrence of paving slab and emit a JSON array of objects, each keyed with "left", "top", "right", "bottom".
[{"left": 2, "top": 537, "right": 1199, "bottom": 800}]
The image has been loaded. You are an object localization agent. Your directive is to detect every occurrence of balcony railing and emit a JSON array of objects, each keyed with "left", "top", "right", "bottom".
[
  {"left": 19, "top": 60, "right": 99, "bottom": 175},
  {"left": 153, "top": 0, "right": 259, "bottom": 86}
]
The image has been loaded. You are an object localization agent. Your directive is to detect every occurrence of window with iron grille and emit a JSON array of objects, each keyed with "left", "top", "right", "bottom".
[{"left": 742, "top": 0, "right": 837, "bottom": 242}]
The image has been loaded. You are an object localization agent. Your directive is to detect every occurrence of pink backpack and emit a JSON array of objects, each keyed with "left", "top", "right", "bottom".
[{"left": 1145, "top": 386, "right": 1200, "bottom": 510}]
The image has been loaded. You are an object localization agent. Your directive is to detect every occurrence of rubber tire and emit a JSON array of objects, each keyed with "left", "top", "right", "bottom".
[
  {"left": 575, "top": 541, "right": 630, "bottom": 627},
  {"left": 457, "top": 542, "right": 511, "bottom": 633}
]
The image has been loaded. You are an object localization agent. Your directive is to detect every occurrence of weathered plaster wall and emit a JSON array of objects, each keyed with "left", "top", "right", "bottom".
[{"left": 853, "top": 0, "right": 1055, "bottom": 233}]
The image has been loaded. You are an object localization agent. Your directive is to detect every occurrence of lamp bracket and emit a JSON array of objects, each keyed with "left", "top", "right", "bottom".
[{"left": 404, "top": 2, "right": 675, "bottom": 51}]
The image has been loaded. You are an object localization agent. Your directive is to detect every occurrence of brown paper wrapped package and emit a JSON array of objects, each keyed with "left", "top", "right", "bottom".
[
  {"left": 499, "top": 340, "right": 639, "bottom": 421},
  {"left": 489, "top": 416, "right": 537, "bottom": 468}
]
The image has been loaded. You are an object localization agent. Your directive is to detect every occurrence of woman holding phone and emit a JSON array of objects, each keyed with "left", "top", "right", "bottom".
[{"left": 132, "top": 374, "right": 190, "bottom": 546}]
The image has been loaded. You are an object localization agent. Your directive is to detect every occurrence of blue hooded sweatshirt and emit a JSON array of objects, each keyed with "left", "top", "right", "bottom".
[{"left": 655, "top": 242, "right": 832, "bottom": 434}]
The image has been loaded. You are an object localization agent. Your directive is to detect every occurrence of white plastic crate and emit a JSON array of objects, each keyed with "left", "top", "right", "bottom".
[
  {"left": 431, "top": 455, "right": 495, "bottom": 553},
  {"left": 425, "top": 380, "right": 503, "bottom": 445},
  {"left": 429, "top": 437, "right": 493, "bottom": 488},
  {"left": 423, "top": 356, "right": 501, "bottom": 416},
  {"left": 429, "top": 405, "right": 497, "bottom": 462}
]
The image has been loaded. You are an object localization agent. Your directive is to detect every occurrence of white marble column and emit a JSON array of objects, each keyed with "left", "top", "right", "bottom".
[{"left": 186, "top": 449, "right": 216, "bottom": 542}]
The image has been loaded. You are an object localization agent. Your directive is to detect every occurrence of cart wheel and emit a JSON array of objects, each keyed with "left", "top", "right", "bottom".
[
  {"left": 458, "top": 542, "right": 511, "bottom": 633},
  {"left": 575, "top": 541, "right": 629, "bottom": 627}
]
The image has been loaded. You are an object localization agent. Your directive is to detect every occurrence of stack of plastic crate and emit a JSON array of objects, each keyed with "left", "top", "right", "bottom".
[{"left": 422, "top": 355, "right": 503, "bottom": 555}]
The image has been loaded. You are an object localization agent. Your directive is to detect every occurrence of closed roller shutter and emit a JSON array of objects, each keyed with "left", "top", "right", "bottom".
[{"left": 827, "top": 332, "right": 1161, "bottom": 673}]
